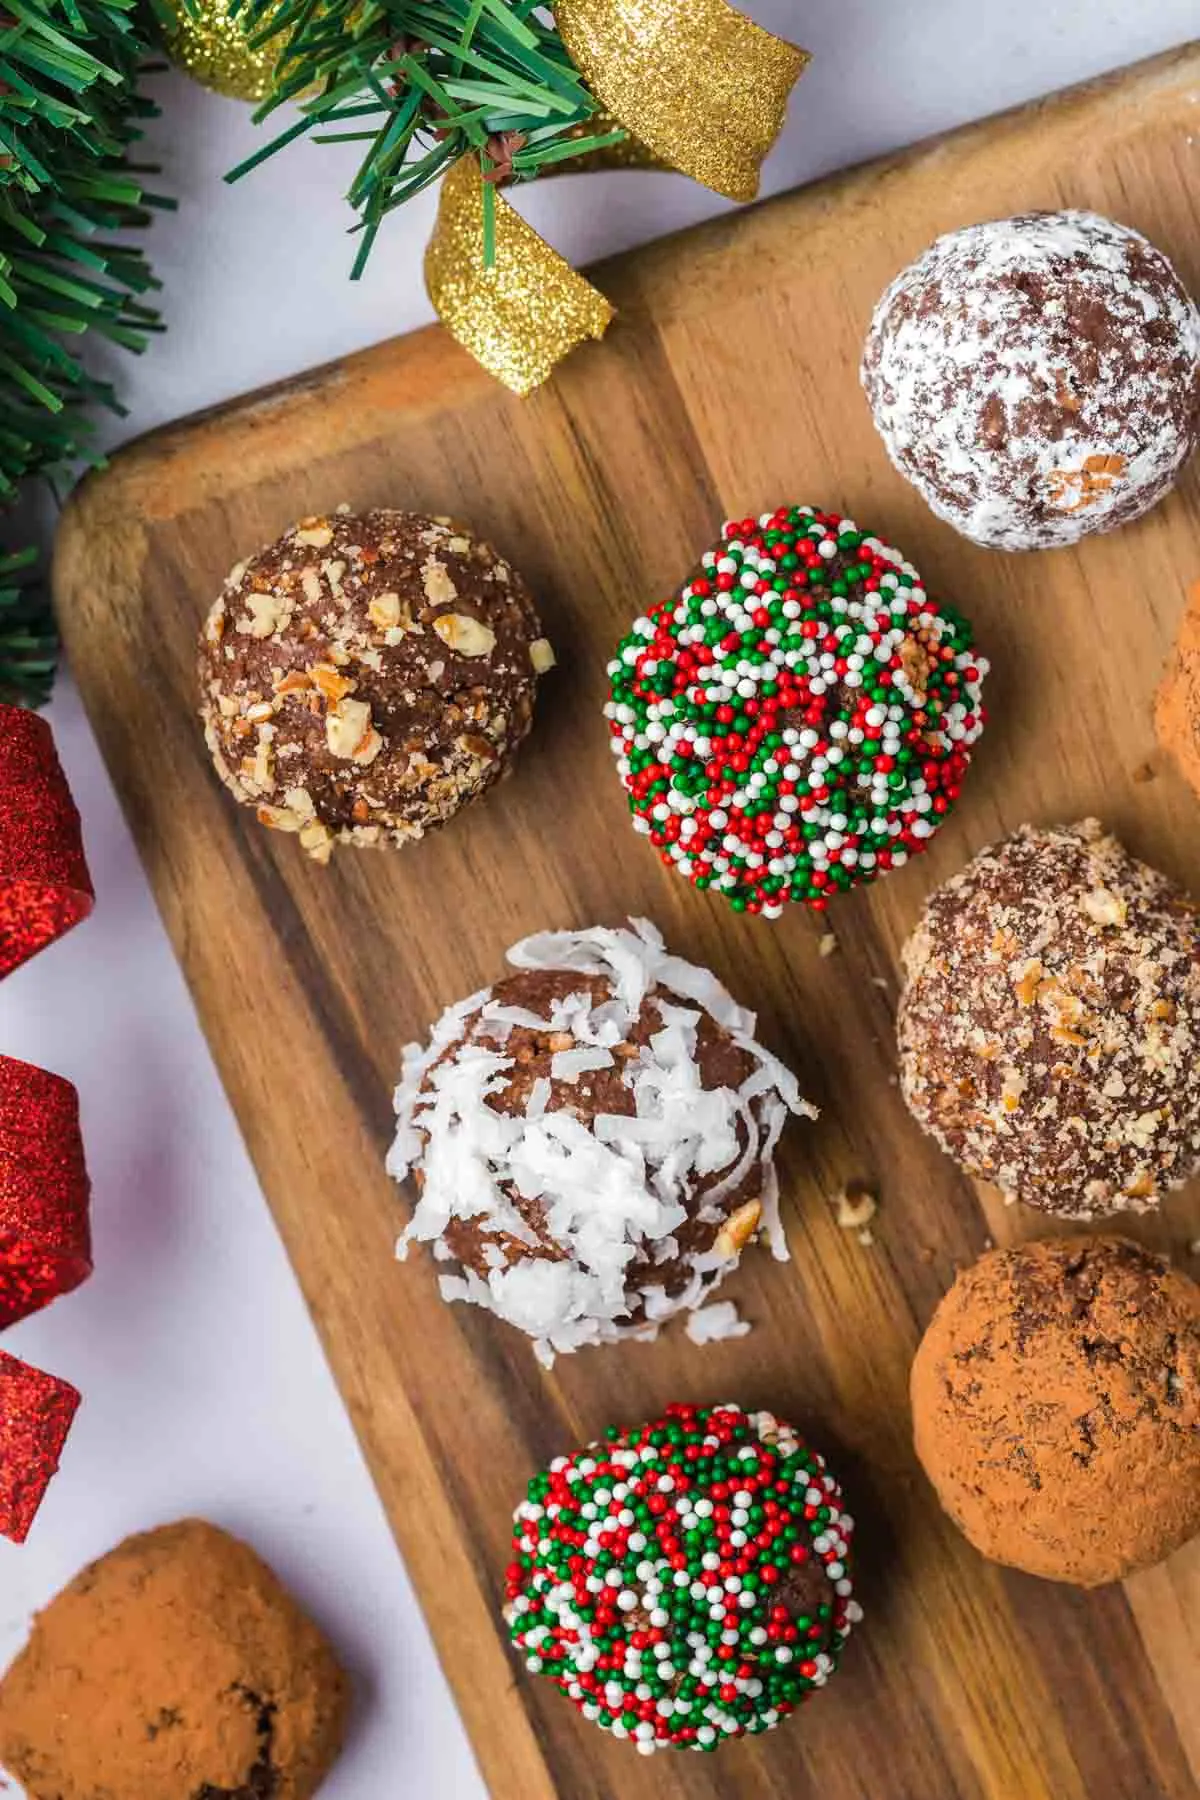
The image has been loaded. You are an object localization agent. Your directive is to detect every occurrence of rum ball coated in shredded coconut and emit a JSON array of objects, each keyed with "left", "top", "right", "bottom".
[
  {"left": 897, "top": 820, "right": 1200, "bottom": 1217},
  {"left": 197, "top": 508, "right": 554, "bottom": 863},
  {"left": 386, "top": 918, "right": 815, "bottom": 1362},
  {"left": 862, "top": 210, "right": 1200, "bottom": 550}
]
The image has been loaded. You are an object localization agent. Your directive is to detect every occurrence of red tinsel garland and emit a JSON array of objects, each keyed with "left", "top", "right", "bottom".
[{"left": 0, "top": 703, "right": 94, "bottom": 1543}]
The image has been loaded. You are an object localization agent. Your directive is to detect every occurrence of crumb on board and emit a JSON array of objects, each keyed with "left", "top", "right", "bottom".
[
  {"left": 818, "top": 932, "right": 838, "bottom": 957},
  {"left": 1131, "top": 761, "right": 1156, "bottom": 784},
  {"left": 832, "top": 1182, "right": 877, "bottom": 1233},
  {"left": 685, "top": 1300, "right": 752, "bottom": 1345}
]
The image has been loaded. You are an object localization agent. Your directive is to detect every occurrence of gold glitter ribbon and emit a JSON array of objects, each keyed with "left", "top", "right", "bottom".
[
  {"left": 164, "top": 0, "right": 291, "bottom": 102},
  {"left": 556, "top": 0, "right": 809, "bottom": 204},
  {"left": 425, "top": 155, "right": 615, "bottom": 400},
  {"left": 425, "top": 0, "right": 807, "bottom": 394}
]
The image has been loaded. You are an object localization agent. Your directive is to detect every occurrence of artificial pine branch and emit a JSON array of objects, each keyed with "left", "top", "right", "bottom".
[
  {"left": 224, "top": 0, "right": 626, "bottom": 275},
  {"left": 0, "top": 544, "right": 56, "bottom": 706},
  {"left": 0, "top": 0, "right": 165, "bottom": 703}
]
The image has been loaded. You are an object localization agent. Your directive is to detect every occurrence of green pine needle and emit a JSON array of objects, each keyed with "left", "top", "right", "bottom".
[
  {"left": 0, "top": 545, "right": 56, "bottom": 707},
  {"left": 0, "top": 0, "right": 164, "bottom": 705},
  {"left": 222, "top": 0, "right": 623, "bottom": 271}
]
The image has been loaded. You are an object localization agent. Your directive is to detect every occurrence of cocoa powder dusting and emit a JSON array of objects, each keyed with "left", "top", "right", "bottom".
[
  {"left": 911, "top": 1237, "right": 1200, "bottom": 1586},
  {"left": 0, "top": 1520, "right": 347, "bottom": 1800}
]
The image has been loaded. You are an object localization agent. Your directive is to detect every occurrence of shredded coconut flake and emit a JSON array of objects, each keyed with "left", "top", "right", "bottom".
[
  {"left": 550, "top": 1046, "right": 614, "bottom": 1082},
  {"left": 685, "top": 1300, "right": 752, "bottom": 1345},
  {"left": 388, "top": 920, "right": 815, "bottom": 1359}
]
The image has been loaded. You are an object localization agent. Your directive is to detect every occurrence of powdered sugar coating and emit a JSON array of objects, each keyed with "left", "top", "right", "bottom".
[
  {"left": 388, "top": 919, "right": 813, "bottom": 1362},
  {"left": 862, "top": 211, "right": 1200, "bottom": 550},
  {"left": 898, "top": 820, "right": 1200, "bottom": 1217}
]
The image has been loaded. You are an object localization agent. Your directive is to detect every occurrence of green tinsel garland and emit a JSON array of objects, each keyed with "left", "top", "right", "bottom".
[{"left": 0, "top": 0, "right": 163, "bottom": 707}]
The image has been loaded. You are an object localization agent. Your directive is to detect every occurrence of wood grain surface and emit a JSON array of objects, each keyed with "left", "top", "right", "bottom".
[{"left": 55, "top": 43, "right": 1200, "bottom": 1800}]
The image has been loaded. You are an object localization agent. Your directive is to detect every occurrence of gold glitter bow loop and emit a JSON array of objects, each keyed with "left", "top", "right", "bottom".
[
  {"left": 425, "top": 155, "right": 615, "bottom": 399},
  {"left": 556, "top": 0, "right": 809, "bottom": 203},
  {"left": 424, "top": 0, "right": 807, "bottom": 394}
]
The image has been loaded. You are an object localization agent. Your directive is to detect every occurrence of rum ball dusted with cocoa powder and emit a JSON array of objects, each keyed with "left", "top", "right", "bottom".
[
  {"left": 0, "top": 1519, "right": 347, "bottom": 1799},
  {"left": 198, "top": 507, "right": 554, "bottom": 863},
  {"left": 862, "top": 210, "right": 1200, "bottom": 550},
  {"left": 388, "top": 919, "right": 814, "bottom": 1363},
  {"left": 898, "top": 820, "right": 1200, "bottom": 1217},
  {"left": 911, "top": 1237, "right": 1200, "bottom": 1585}
]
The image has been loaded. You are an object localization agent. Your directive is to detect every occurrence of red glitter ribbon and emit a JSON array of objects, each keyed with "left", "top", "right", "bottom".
[
  {"left": 0, "top": 1058, "right": 91, "bottom": 1330},
  {"left": 0, "top": 1352, "right": 80, "bottom": 1545},
  {"left": 0, "top": 703, "right": 93, "bottom": 1542}
]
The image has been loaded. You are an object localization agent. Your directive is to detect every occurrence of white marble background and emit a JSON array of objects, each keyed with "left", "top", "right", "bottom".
[{"left": 0, "top": 3, "right": 1195, "bottom": 1794}]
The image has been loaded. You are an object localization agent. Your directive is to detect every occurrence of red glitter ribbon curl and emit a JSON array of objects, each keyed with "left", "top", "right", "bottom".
[
  {"left": 0, "top": 703, "right": 93, "bottom": 1542},
  {"left": 0, "top": 1352, "right": 80, "bottom": 1545},
  {"left": 0, "top": 703, "right": 93, "bottom": 978},
  {"left": 0, "top": 1058, "right": 91, "bottom": 1330}
]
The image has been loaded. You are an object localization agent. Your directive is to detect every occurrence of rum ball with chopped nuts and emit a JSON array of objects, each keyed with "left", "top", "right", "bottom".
[
  {"left": 197, "top": 508, "right": 554, "bottom": 862},
  {"left": 898, "top": 819, "right": 1200, "bottom": 1217}
]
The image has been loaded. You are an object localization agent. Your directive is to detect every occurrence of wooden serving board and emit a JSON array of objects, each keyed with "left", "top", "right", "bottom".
[{"left": 55, "top": 44, "right": 1200, "bottom": 1800}]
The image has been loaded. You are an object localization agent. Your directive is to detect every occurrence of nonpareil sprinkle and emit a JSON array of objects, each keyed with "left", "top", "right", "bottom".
[
  {"left": 604, "top": 506, "right": 988, "bottom": 918},
  {"left": 504, "top": 1402, "right": 861, "bottom": 1754}
]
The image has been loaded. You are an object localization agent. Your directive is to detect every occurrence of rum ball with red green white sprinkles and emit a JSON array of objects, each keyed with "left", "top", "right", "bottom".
[
  {"left": 604, "top": 506, "right": 988, "bottom": 917},
  {"left": 504, "top": 1402, "right": 860, "bottom": 1754}
]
